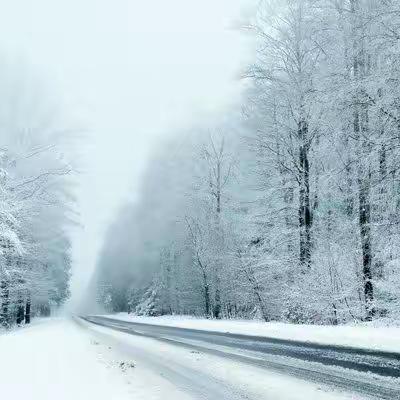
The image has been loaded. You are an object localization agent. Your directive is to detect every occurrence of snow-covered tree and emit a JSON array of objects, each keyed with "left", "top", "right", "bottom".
[
  {"left": 93, "top": 0, "right": 400, "bottom": 325},
  {"left": 0, "top": 62, "right": 76, "bottom": 327}
]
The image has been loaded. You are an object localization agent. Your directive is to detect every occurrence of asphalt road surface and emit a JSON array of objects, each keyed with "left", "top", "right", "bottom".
[{"left": 82, "top": 315, "right": 400, "bottom": 399}]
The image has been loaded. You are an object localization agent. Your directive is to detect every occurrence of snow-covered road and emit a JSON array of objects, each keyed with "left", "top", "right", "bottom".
[
  {"left": 82, "top": 315, "right": 400, "bottom": 400},
  {"left": 84, "top": 315, "right": 400, "bottom": 379},
  {"left": 1, "top": 318, "right": 397, "bottom": 399}
]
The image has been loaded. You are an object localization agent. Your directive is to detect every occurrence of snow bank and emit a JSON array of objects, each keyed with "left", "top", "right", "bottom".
[
  {"left": 0, "top": 318, "right": 133, "bottom": 400},
  {"left": 104, "top": 313, "right": 400, "bottom": 353}
]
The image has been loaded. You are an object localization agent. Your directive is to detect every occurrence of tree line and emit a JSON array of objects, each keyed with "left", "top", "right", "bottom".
[
  {"left": 95, "top": 0, "right": 400, "bottom": 324},
  {"left": 0, "top": 63, "right": 75, "bottom": 328}
]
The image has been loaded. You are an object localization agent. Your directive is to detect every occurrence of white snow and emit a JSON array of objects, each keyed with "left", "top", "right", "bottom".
[
  {"left": 0, "top": 318, "right": 134, "bottom": 400},
  {"left": 0, "top": 318, "right": 193, "bottom": 400},
  {"left": 104, "top": 313, "right": 400, "bottom": 353}
]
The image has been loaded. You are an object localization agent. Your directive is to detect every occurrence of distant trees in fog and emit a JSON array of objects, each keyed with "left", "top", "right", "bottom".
[{"left": 95, "top": 0, "right": 400, "bottom": 324}]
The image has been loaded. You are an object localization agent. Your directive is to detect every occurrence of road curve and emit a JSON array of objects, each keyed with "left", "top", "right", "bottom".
[{"left": 82, "top": 315, "right": 400, "bottom": 399}]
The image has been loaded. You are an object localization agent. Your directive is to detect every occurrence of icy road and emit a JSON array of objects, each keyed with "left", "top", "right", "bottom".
[{"left": 1, "top": 317, "right": 399, "bottom": 400}]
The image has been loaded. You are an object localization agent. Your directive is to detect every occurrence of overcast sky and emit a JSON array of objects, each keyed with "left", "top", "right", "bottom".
[{"left": 0, "top": 0, "right": 256, "bottom": 306}]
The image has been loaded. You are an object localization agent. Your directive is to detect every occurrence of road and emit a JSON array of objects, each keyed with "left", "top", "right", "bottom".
[{"left": 82, "top": 315, "right": 400, "bottom": 399}]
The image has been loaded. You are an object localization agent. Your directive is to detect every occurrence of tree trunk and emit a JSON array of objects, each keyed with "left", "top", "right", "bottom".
[
  {"left": 332, "top": 303, "right": 338, "bottom": 325},
  {"left": 298, "top": 118, "right": 312, "bottom": 271},
  {"left": 359, "top": 175, "right": 374, "bottom": 320},
  {"left": 351, "top": 0, "right": 374, "bottom": 321},
  {"left": 213, "top": 157, "right": 222, "bottom": 319},
  {"left": 0, "top": 280, "right": 10, "bottom": 328},
  {"left": 252, "top": 280, "right": 269, "bottom": 322},
  {"left": 204, "top": 282, "right": 210, "bottom": 317},
  {"left": 16, "top": 274, "right": 25, "bottom": 325},
  {"left": 25, "top": 295, "right": 31, "bottom": 324},
  {"left": 213, "top": 284, "right": 221, "bottom": 319},
  {"left": 16, "top": 300, "right": 25, "bottom": 325},
  {"left": 198, "top": 255, "right": 211, "bottom": 318}
]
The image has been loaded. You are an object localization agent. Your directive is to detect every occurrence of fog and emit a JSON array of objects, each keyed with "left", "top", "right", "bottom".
[
  {"left": 2, "top": 3, "right": 400, "bottom": 398},
  {"left": 0, "top": 0, "right": 255, "bottom": 308}
]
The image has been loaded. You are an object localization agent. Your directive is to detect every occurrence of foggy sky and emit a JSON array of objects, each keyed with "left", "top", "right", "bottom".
[{"left": 0, "top": 0, "right": 256, "bottom": 308}]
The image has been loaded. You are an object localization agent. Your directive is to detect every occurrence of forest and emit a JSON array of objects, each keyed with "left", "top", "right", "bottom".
[
  {"left": 0, "top": 63, "right": 75, "bottom": 328},
  {"left": 95, "top": 0, "right": 400, "bottom": 325}
]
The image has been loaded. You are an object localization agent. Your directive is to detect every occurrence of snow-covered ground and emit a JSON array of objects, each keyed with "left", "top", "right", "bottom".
[
  {"left": 0, "top": 317, "right": 368, "bottom": 400},
  {"left": 0, "top": 318, "right": 136, "bottom": 400},
  {"left": 105, "top": 313, "right": 400, "bottom": 353},
  {"left": 0, "top": 318, "right": 200, "bottom": 400}
]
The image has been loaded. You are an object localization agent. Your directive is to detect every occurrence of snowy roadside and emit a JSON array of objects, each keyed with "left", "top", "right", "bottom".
[
  {"left": 0, "top": 318, "right": 175, "bottom": 400},
  {"left": 0, "top": 317, "right": 48, "bottom": 336},
  {"left": 101, "top": 313, "right": 400, "bottom": 353}
]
